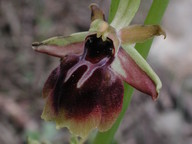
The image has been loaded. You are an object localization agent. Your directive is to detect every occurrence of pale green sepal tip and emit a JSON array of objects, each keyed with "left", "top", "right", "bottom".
[
  {"left": 122, "top": 44, "right": 162, "bottom": 95},
  {"left": 111, "top": 0, "right": 141, "bottom": 30},
  {"left": 41, "top": 31, "right": 88, "bottom": 46}
]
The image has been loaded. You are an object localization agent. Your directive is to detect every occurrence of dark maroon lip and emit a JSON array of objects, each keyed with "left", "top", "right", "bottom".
[
  {"left": 41, "top": 33, "right": 125, "bottom": 130},
  {"left": 45, "top": 54, "right": 124, "bottom": 119}
]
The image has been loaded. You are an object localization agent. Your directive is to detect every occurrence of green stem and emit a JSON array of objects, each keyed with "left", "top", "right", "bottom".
[
  {"left": 108, "top": 0, "right": 120, "bottom": 23},
  {"left": 93, "top": 0, "right": 169, "bottom": 144}
]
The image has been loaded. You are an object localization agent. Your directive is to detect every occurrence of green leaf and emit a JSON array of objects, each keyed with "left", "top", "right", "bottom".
[
  {"left": 110, "top": 0, "right": 141, "bottom": 30},
  {"left": 108, "top": 0, "right": 120, "bottom": 23}
]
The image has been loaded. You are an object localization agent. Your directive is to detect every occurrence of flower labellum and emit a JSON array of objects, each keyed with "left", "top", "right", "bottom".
[{"left": 32, "top": 3, "right": 166, "bottom": 138}]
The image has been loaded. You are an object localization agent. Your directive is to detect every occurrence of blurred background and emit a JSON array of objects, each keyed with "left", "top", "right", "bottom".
[{"left": 0, "top": 0, "right": 191, "bottom": 144}]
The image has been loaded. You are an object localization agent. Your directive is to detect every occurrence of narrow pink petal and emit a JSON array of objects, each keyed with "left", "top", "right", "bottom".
[
  {"left": 32, "top": 42, "right": 84, "bottom": 58},
  {"left": 32, "top": 32, "right": 88, "bottom": 58},
  {"left": 111, "top": 47, "right": 157, "bottom": 100}
]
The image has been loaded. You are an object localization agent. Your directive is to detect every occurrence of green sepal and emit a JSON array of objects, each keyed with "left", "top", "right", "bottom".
[
  {"left": 34, "top": 32, "right": 88, "bottom": 47},
  {"left": 110, "top": 0, "right": 141, "bottom": 30}
]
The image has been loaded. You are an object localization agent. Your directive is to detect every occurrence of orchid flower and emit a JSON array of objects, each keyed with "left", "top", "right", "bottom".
[{"left": 32, "top": 3, "right": 165, "bottom": 138}]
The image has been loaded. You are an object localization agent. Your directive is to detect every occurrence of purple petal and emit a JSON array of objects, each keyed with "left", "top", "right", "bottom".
[
  {"left": 112, "top": 47, "right": 158, "bottom": 100},
  {"left": 32, "top": 42, "right": 84, "bottom": 58}
]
